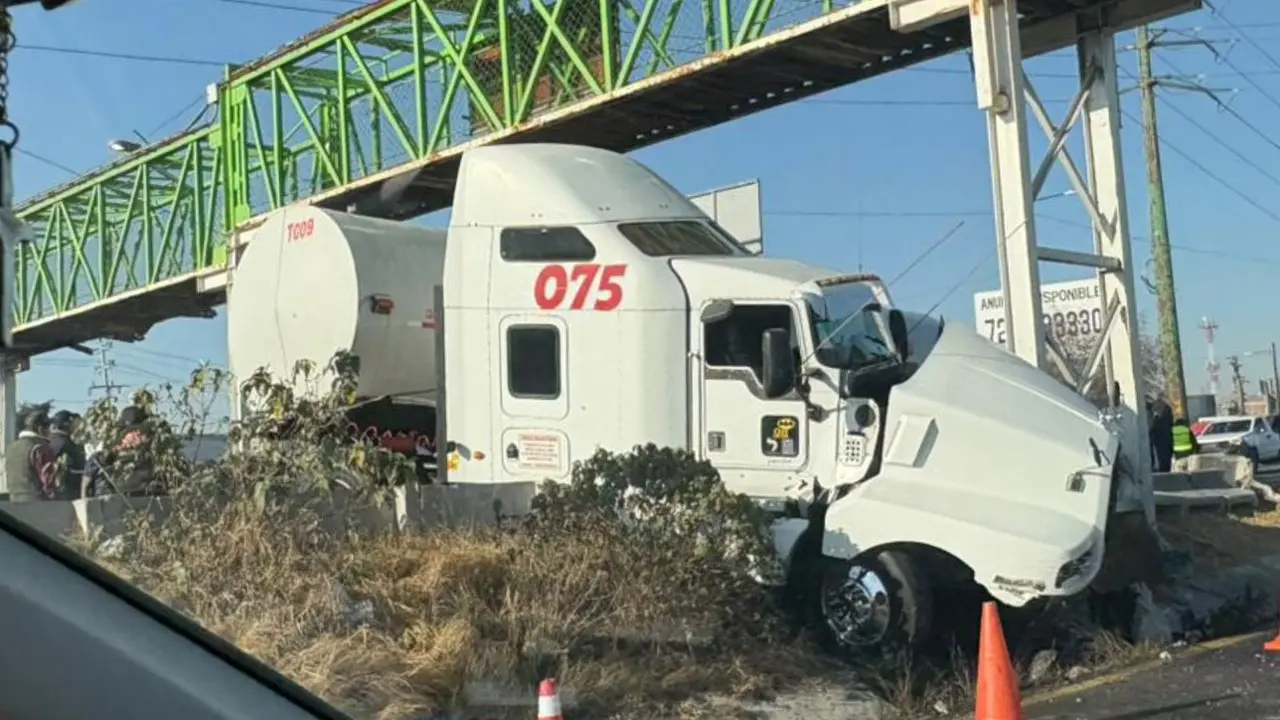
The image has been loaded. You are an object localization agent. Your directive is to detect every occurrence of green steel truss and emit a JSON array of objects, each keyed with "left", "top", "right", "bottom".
[{"left": 14, "top": 0, "right": 845, "bottom": 329}]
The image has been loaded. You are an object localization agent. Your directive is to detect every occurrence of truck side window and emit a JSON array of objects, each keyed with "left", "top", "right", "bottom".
[
  {"left": 507, "top": 325, "right": 561, "bottom": 398},
  {"left": 500, "top": 227, "right": 596, "bottom": 261},
  {"left": 618, "top": 220, "right": 748, "bottom": 257},
  {"left": 704, "top": 304, "right": 794, "bottom": 383}
]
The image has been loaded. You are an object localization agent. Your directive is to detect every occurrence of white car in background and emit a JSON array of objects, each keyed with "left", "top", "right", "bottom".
[{"left": 1196, "top": 415, "right": 1280, "bottom": 462}]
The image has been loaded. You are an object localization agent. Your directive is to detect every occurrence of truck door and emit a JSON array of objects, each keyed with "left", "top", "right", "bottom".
[
  {"left": 495, "top": 314, "right": 573, "bottom": 482},
  {"left": 698, "top": 301, "right": 809, "bottom": 498}
]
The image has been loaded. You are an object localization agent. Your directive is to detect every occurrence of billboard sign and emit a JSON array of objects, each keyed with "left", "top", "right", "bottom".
[
  {"left": 689, "top": 180, "right": 763, "bottom": 255},
  {"left": 973, "top": 278, "right": 1104, "bottom": 348}
]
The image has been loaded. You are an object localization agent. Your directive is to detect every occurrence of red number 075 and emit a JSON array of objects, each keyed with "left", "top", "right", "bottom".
[{"left": 534, "top": 263, "right": 627, "bottom": 311}]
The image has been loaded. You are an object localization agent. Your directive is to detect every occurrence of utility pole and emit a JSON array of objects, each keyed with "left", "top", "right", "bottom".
[
  {"left": 1270, "top": 341, "right": 1279, "bottom": 413},
  {"left": 1228, "top": 354, "right": 1245, "bottom": 414},
  {"left": 1137, "top": 25, "right": 1188, "bottom": 419},
  {"left": 88, "top": 340, "right": 123, "bottom": 401}
]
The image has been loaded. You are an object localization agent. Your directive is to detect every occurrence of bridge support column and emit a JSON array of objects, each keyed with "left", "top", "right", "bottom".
[
  {"left": 0, "top": 364, "right": 12, "bottom": 497},
  {"left": 969, "top": 0, "right": 1154, "bottom": 525}
]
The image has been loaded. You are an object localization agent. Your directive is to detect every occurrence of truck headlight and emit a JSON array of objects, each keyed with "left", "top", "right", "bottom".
[{"left": 1055, "top": 543, "right": 1097, "bottom": 589}]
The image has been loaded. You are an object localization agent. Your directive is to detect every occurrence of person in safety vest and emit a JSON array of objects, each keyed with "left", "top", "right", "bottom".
[
  {"left": 5, "top": 403, "right": 58, "bottom": 502},
  {"left": 1172, "top": 416, "right": 1199, "bottom": 460}
]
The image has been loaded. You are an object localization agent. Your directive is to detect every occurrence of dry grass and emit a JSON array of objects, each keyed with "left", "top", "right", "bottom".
[
  {"left": 89, "top": 489, "right": 837, "bottom": 720},
  {"left": 1162, "top": 508, "right": 1280, "bottom": 573}
]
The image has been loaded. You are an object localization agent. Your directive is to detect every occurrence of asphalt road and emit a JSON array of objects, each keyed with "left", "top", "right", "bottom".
[{"left": 1026, "top": 632, "right": 1280, "bottom": 719}]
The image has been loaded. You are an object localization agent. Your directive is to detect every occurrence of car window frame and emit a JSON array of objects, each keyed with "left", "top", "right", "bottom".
[{"left": 0, "top": 507, "right": 344, "bottom": 719}]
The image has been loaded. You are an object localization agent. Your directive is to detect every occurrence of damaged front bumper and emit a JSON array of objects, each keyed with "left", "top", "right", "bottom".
[{"left": 987, "top": 527, "right": 1105, "bottom": 606}]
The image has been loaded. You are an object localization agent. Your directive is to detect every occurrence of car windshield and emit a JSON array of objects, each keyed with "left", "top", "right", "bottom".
[
  {"left": 805, "top": 280, "right": 898, "bottom": 369},
  {"left": 1205, "top": 420, "right": 1254, "bottom": 434}
]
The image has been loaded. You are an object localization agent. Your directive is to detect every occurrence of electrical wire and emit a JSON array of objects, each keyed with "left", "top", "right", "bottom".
[
  {"left": 1154, "top": 53, "right": 1280, "bottom": 157},
  {"left": 199, "top": 0, "right": 340, "bottom": 15},
  {"left": 766, "top": 209, "right": 1280, "bottom": 267},
  {"left": 15, "top": 146, "right": 77, "bottom": 174},
  {"left": 803, "top": 98, "right": 973, "bottom": 106},
  {"left": 1122, "top": 108, "right": 1280, "bottom": 225},
  {"left": 1212, "top": 7, "right": 1280, "bottom": 74},
  {"left": 146, "top": 95, "right": 211, "bottom": 138},
  {"left": 1154, "top": 95, "right": 1280, "bottom": 190},
  {"left": 762, "top": 207, "right": 983, "bottom": 215},
  {"left": 1190, "top": 11, "right": 1280, "bottom": 114},
  {"left": 16, "top": 43, "right": 230, "bottom": 67}
]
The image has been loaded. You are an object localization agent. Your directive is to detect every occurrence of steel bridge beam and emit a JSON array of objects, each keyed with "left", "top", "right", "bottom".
[{"left": 9, "top": 0, "right": 1199, "bottom": 359}]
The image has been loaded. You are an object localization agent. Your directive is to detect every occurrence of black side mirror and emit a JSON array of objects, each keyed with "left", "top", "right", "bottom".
[
  {"left": 887, "top": 309, "right": 909, "bottom": 361},
  {"left": 838, "top": 369, "right": 860, "bottom": 399},
  {"left": 760, "top": 328, "right": 795, "bottom": 398}
]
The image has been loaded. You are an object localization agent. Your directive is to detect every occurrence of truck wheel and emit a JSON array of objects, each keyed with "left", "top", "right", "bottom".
[{"left": 815, "top": 550, "right": 932, "bottom": 659}]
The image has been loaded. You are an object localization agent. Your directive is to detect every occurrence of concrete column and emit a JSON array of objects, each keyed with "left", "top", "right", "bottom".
[{"left": 0, "top": 362, "right": 14, "bottom": 497}]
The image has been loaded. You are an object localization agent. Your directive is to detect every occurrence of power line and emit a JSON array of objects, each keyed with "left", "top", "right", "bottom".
[
  {"left": 115, "top": 345, "right": 216, "bottom": 366},
  {"left": 762, "top": 207, "right": 983, "bottom": 215},
  {"left": 907, "top": 64, "right": 1280, "bottom": 79},
  {"left": 804, "top": 98, "right": 972, "bottom": 106},
  {"left": 199, "top": 0, "right": 340, "bottom": 15},
  {"left": 17, "top": 43, "right": 230, "bottom": 67},
  {"left": 1153, "top": 52, "right": 1280, "bottom": 157},
  {"left": 15, "top": 147, "right": 77, "bottom": 175},
  {"left": 113, "top": 363, "right": 183, "bottom": 383},
  {"left": 767, "top": 208, "right": 1280, "bottom": 266},
  {"left": 146, "top": 95, "right": 211, "bottom": 138},
  {"left": 1121, "top": 107, "right": 1280, "bottom": 225},
  {"left": 1196, "top": 13, "right": 1280, "bottom": 113},
  {"left": 1205, "top": 20, "right": 1280, "bottom": 30},
  {"left": 1212, "top": 7, "right": 1280, "bottom": 73},
  {"left": 1154, "top": 95, "right": 1280, "bottom": 189}
]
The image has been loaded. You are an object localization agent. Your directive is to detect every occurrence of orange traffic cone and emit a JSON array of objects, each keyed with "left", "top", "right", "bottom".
[
  {"left": 1264, "top": 593, "right": 1280, "bottom": 652},
  {"left": 975, "top": 601, "right": 1023, "bottom": 720},
  {"left": 537, "top": 678, "right": 563, "bottom": 720}
]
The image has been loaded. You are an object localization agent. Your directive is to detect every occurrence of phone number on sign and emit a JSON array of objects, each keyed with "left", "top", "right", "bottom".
[{"left": 983, "top": 308, "right": 1104, "bottom": 344}]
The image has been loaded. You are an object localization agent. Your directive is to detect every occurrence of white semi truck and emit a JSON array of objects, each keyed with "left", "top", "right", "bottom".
[{"left": 228, "top": 143, "right": 1139, "bottom": 654}]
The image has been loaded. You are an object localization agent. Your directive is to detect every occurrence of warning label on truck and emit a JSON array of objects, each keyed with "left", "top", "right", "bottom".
[
  {"left": 761, "top": 415, "right": 799, "bottom": 457},
  {"left": 516, "top": 432, "right": 563, "bottom": 472}
]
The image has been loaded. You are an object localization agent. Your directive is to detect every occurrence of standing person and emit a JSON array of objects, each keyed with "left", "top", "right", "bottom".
[
  {"left": 47, "top": 410, "right": 86, "bottom": 500},
  {"left": 92, "top": 405, "right": 156, "bottom": 498},
  {"left": 1148, "top": 391, "right": 1175, "bottom": 472},
  {"left": 1172, "top": 415, "right": 1199, "bottom": 461},
  {"left": 5, "top": 404, "right": 58, "bottom": 503}
]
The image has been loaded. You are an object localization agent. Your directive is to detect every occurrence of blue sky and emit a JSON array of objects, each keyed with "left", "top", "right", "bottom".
[{"left": 9, "top": 0, "right": 1280, "bottom": 418}]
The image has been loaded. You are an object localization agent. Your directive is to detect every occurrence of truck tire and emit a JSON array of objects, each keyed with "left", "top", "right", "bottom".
[{"left": 813, "top": 549, "right": 932, "bottom": 660}]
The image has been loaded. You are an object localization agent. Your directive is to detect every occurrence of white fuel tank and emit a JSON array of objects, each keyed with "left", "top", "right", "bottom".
[{"left": 227, "top": 206, "right": 447, "bottom": 403}]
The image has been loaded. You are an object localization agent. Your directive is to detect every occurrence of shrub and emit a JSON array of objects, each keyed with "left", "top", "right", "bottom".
[{"left": 75, "top": 356, "right": 830, "bottom": 719}]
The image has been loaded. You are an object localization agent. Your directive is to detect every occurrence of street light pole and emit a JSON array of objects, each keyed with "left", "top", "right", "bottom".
[{"left": 1270, "top": 342, "right": 1279, "bottom": 414}]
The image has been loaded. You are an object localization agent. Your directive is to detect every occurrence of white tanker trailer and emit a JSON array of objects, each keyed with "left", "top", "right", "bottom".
[
  {"left": 229, "top": 209, "right": 447, "bottom": 460},
  {"left": 227, "top": 142, "right": 1146, "bottom": 655}
]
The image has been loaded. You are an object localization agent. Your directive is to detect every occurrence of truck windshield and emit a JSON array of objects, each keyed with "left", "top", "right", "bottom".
[
  {"left": 805, "top": 281, "right": 897, "bottom": 369},
  {"left": 617, "top": 220, "right": 749, "bottom": 257}
]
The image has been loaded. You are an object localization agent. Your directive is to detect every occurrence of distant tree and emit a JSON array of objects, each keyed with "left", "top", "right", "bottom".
[{"left": 1048, "top": 313, "right": 1164, "bottom": 409}]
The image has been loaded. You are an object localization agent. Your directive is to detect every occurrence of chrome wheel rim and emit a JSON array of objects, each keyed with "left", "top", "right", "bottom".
[{"left": 822, "top": 562, "right": 892, "bottom": 647}]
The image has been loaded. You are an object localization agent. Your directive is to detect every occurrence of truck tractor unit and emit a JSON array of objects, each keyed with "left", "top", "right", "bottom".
[{"left": 228, "top": 143, "right": 1140, "bottom": 654}]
